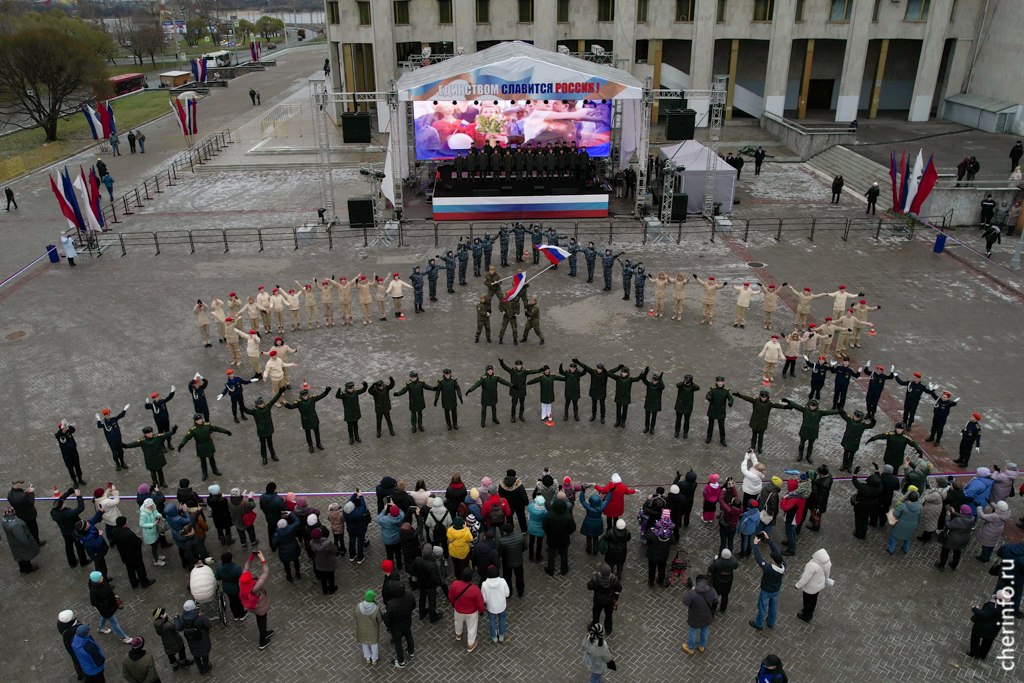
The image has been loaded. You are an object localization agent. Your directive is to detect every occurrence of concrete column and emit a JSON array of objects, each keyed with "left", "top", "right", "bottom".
[
  {"left": 650, "top": 39, "right": 663, "bottom": 122},
  {"left": 725, "top": 39, "right": 739, "bottom": 120},
  {"left": 936, "top": 39, "right": 971, "bottom": 119},
  {"left": 613, "top": 0, "right": 637, "bottom": 71},
  {"left": 763, "top": 0, "right": 796, "bottom": 118},
  {"left": 868, "top": 39, "right": 888, "bottom": 119},
  {"left": 908, "top": 0, "right": 953, "bottom": 122},
  {"left": 835, "top": 0, "right": 873, "bottom": 121},
  {"left": 534, "top": 0, "right": 557, "bottom": 52},
  {"left": 342, "top": 43, "right": 357, "bottom": 112},
  {"left": 453, "top": 0, "right": 475, "bottom": 54},
  {"left": 797, "top": 39, "right": 814, "bottom": 119},
  {"left": 689, "top": 0, "right": 716, "bottom": 91}
]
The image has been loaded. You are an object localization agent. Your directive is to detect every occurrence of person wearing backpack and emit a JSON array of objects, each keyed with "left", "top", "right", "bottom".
[
  {"left": 448, "top": 567, "right": 486, "bottom": 652},
  {"left": 424, "top": 496, "right": 452, "bottom": 556},
  {"left": 215, "top": 551, "right": 245, "bottom": 620},
  {"left": 481, "top": 486, "right": 511, "bottom": 534},
  {"left": 175, "top": 599, "right": 213, "bottom": 673},
  {"left": 343, "top": 491, "right": 368, "bottom": 563},
  {"left": 587, "top": 563, "right": 622, "bottom": 635},
  {"left": 239, "top": 551, "right": 273, "bottom": 649},
  {"left": 413, "top": 544, "right": 443, "bottom": 622}
]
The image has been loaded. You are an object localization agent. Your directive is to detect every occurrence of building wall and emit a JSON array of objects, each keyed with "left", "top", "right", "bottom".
[{"left": 961, "top": 0, "right": 1024, "bottom": 134}]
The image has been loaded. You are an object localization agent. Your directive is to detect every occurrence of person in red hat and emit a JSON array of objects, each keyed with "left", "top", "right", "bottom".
[
  {"left": 96, "top": 404, "right": 131, "bottom": 471},
  {"left": 815, "top": 318, "right": 837, "bottom": 358},
  {"left": 356, "top": 275, "right": 373, "bottom": 324},
  {"left": 762, "top": 284, "right": 778, "bottom": 329},
  {"left": 757, "top": 335, "right": 784, "bottom": 383},
  {"left": 243, "top": 295, "right": 260, "bottom": 332},
  {"left": 833, "top": 309, "right": 871, "bottom": 355},
  {"left": 227, "top": 292, "right": 243, "bottom": 329},
  {"left": 331, "top": 276, "right": 354, "bottom": 325},
  {"left": 893, "top": 369, "right": 939, "bottom": 429},
  {"left": 925, "top": 391, "right": 959, "bottom": 446},
  {"left": 217, "top": 369, "right": 252, "bottom": 423},
  {"left": 255, "top": 287, "right": 272, "bottom": 333},
  {"left": 828, "top": 355, "right": 861, "bottom": 410},
  {"left": 294, "top": 283, "right": 319, "bottom": 329},
  {"left": 804, "top": 355, "right": 830, "bottom": 401},
  {"left": 864, "top": 364, "right": 895, "bottom": 419},
  {"left": 954, "top": 413, "right": 983, "bottom": 467},
  {"left": 851, "top": 299, "right": 880, "bottom": 348},
  {"left": 144, "top": 386, "right": 176, "bottom": 451},
  {"left": 374, "top": 276, "right": 388, "bottom": 321},
  {"left": 318, "top": 279, "right": 335, "bottom": 327},
  {"left": 261, "top": 349, "right": 297, "bottom": 407},
  {"left": 268, "top": 288, "right": 286, "bottom": 333},
  {"left": 787, "top": 284, "right": 826, "bottom": 331},
  {"left": 282, "top": 289, "right": 301, "bottom": 332},
  {"left": 826, "top": 285, "right": 864, "bottom": 320},
  {"left": 264, "top": 338, "right": 297, "bottom": 391},
  {"left": 192, "top": 300, "right": 212, "bottom": 348},
  {"left": 732, "top": 282, "right": 762, "bottom": 328},
  {"left": 696, "top": 274, "right": 727, "bottom": 325}
]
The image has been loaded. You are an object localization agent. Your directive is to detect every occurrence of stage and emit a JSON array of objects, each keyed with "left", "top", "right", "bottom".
[{"left": 431, "top": 168, "right": 610, "bottom": 220}]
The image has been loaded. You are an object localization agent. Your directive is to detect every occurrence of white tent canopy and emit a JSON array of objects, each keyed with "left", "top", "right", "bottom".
[{"left": 657, "top": 141, "right": 736, "bottom": 214}]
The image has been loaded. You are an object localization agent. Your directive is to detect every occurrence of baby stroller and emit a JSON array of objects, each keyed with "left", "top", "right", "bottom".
[{"left": 668, "top": 550, "right": 690, "bottom": 588}]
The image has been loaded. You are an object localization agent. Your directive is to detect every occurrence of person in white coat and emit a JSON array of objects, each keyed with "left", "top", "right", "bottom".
[
  {"left": 385, "top": 273, "right": 413, "bottom": 318},
  {"left": 740, "top": 451, "right": 766, "bottom": 508},
  {"left": 794, "top": 548, "right": 832, "bottom": 623},
  {"left": 480, "top": 564, "right": 510, "bottom": 643},
  {"left": 733, "top": 282, "right": 762, "bottom": 328},
  {"left": 757, "top": 335, "right": 784, "bottom": 383},
  {"left": 59, "top": 231, "right": 78, "bottom": 266}
]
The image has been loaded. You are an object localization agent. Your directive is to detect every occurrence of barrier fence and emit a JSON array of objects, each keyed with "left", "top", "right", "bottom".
[{"left": 0, "top": 140, "right": 89, "bottom": 184}]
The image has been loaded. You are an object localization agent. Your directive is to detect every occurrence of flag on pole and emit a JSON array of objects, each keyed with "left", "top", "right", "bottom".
[
  {"left": 73, "top": 166, "right": 101, "bottom": 232},
  {"left": 251, "top": 41, "right": 262, "bottom": 62},
  {"left": 537, "top": 244, "right": 571, "bottom": 265},
  {"left": 50, "top": 175, "right": 82, "bottom": 232},
  {"left": 897, "top": 150, "right": 911, "bottom": 215},
  {"left": 171, "top": 93, "right": 198, "bottom": 137},
  {"left": 81, "top": 104, "right": 106, "bottom": 140},
  {"left": 903, "top": 150, "right": 924, "bottom": 213},
  {"left": 889, "top": 151, "right": 899, "bottom": 209},
  {"left": 190, "top": 58, "right": 207, "bottom": 83},
  {"left": 909, "top": 155, "right": 938, "bottom": 215},
  {"left": 89, "top": 167, "right": 105, "bottom": 228},
  {"left": 503, "top": 272, "right": 527, "bottom": 302},
  {"left": 61, "top": 167, "right": 87, "bottom": 232}
]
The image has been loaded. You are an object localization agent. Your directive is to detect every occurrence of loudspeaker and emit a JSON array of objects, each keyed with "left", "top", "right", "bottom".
[
  {"left": 552, "top": 187, "right": 577, "bottom": 195},
  {"left": 340, "top": 112, "right": 372, "bottom": 143},
  {"left": 474, "top": 189, "right": 500, "bottom": 197},
  {"left": 671, "top": 193, "right": 688, "bottom": 222},
  {"left": 347, "top": 197, "right": 374, "bottom": 227},
  {"left": 666, "top": 109, "right": 696, "bottom": 141}
]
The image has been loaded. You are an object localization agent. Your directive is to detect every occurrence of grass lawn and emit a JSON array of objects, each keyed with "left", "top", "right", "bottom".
[{"left": 0, "top": 91, "right": 172, "bottom": 164}]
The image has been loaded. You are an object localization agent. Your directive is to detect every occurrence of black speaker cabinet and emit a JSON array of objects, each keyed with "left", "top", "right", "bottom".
[
  {"left": 340, "top": 111, "right": 372, "bottom": 143},
  {"left": 666, "top": 109, "right": 696, "bottom": 141},
  {"left": 671, "top": 193, "right": 688, "bottom": 222},
  {"left": 347, "top": 197, "right": 374, "bottom": 227}
]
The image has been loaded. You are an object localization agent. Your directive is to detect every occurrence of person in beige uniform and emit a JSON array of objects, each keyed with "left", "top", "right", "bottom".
[
  {"left": 374, "top": 276, "right": 387, "bottom": 320},
  {"left": 762, "top": 284, "right": 778, "bottom": 329},
  {"left": 385, "top": 273, "right": 412, "bottom": 318},
  {"left": 255, "top": 287, "right": 272, "bottom": 332},
  {"left": 243, "top": 296, "right": 260, "bottom": 331},
  {"left": 815, "top": 319, "right": 837, "bottom": 357},
  {"left": 269, "top": 288, "right": 286, "bottom": 333},
  {"left": 787, "top": 285, "right": 826, "bottom": 331},
  {"left": 261, "top": 349, "right": 296, "bottom": 407},
  {"left": 284, "top": 289, "right": 301, "bottom": 331},
  {"left": 799, "top": 325, "right": 818, "bottom": 370},
  {"left": 209, "top": 296, "right": 227, "bottom": 343},
  {"left": 650, "top": 271, "right": 669, "bottom": 318},
  {"left": 732, "top": 282, "right": 762, "bottom": 328},
  {"left": 193, "top": 300, "right": 212, "bottom": 347},
  {"left": 758, "top": 334, "right": 784, "bottom": 383},
  {"left": 332, "top": 276, "right": 354, "bottom": 325},
  {"left": 319, "top": 279, "right": 335, "bottom": 326},
  {"left": 826, "top": 286, "right": 862, "bottom": 320},
  {"left": 851, "top": 299, "right": 880, "bottom": 348},
  {"left": 833, "top": 311, "right": 871, "bottom": 354},
  {"left": 267, "top": 338, "right": 298, "bottom": 389},
  {"left": 227, "top": 293, "right": 243, "bottom": 330},
  {"left": 695, "top": 275, "right": 726, "bottom": 325},
  {"left": 296, "top": 284, "right": 319, "bottom": 328},
  {"left": 355, "top": 275, "right": 373, "bottom": 324},
  {"left": 224, "top": 317, "right": 241, "bottom": 365},
  {"left": 671, "top": 272, "right": 690, "bottom": 321},
  {"left": 235, "top": 329, "right": 264, "bottom": 378}
]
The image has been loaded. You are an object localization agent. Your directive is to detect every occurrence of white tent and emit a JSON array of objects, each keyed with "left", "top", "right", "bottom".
[{"left": 657, "top": 141, "right": 736, "bottom": 214}]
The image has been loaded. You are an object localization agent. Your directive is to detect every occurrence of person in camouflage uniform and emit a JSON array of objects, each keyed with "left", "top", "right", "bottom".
[
  {"left": 618, "top": 256, "right": 635, "bottom": 300},
  {"left": 601, "top": 249, "right": 624, "bottom": 291},
  {"left": 521, "top": 297, "right": 544, "bottom": 345},
  {"left": 475, "top": 295, "right": 492, "bottom": 343},
  {"left": 457, "top": 240, "right": 469, "bottom": 285},
  {"left": 482, "top": 233, "right": 494, "bottom": 271},
  {"left": 437, "top": 251, "right": 456, "bottom": 293},
  {"left": 424, "top": 259, "right": 441, "bottom": 301},
  {"left": 530, "top": 225, "right": 543, "bottom": 265},
  {"left": 484, "top": 267, "right": 502, "bottom": 306},
  {"left": 633, "top": 264, "right": 648, "bottom": 308},
  {"left": 584, "top": 242, "right": 598, "bottom": 283},
  {"left": 566, "top": 237, "right": 581, "bottom": 277},
  {"left": 410, "top": 266, "right": 425, "bottom": 313},
  {"left": 512, "top": 223, "right": 527, "bottom": 263},
  {"left": 498, "top": 225, "right": 511, "bottom": 267},
  {"left": 498, "top": 296, "right": 520, "bottom": 345},
  {"left": 471, "top": 237, "right": 484, "bottom": 277}
]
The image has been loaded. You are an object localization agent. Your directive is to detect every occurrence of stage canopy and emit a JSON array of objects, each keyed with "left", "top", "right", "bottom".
[
  {"left": 396, "top": 41, "right": 644, "bottom": 102},
  {"left": 657, "top": 141, "right": 737, "bottom": 214}
]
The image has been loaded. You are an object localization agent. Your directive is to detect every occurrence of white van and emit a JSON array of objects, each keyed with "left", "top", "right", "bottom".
[{"left": 202, "top": 50, "right": 232, "bottom": 67}]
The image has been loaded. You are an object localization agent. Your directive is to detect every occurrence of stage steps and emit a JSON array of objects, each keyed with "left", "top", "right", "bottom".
[{"left": 806, "top": 145, "right": 893, "bottom": 213}]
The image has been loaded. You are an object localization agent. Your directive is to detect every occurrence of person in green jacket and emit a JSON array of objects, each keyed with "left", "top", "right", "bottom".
[
  {"left": 783, "top": 398, "right": 839, "bottom": 464},
  {"left": 901, "top": 456, "right": 932, "bottom": 493},
  {"left": 836, "top": 409, "right": 876, "bottom": 472},
  {"left": 240, "top": 388, "right": 285, "bottom": 464},
  {"left": 499, "top": 358, "right": 541, "bottom": 423},
  {"left": 558, "top": 361, "right": 586, "bottom": 422},
  {"left": 283, "top": 384, "right": 331, "bottom": 452},
  {"left": 394, "top": 370, "right": 438, "bottom": 433},
  {"left": 865, "top": 423, "right": 923, "bottom": 471},
  {"left": 611, "top": 366, "right": 647, "bottom": 429},
  {"left": 176, "top": 414, "right": 232, "bottom": 481},
  {"left": 733, "top": 389, "right": 791, "bottom": 454},
  {"left": 574, "top": 358, "right": 622, "bottom": 425},
  {"left": 336, "top": 381, "right": 369, "bottom": 445},
  {"left": 368, "top": 377, "right": 396, "bottom": 438},
  {"left": 466, "top": 365, "right": 513, "bottom": 428},
  {"left": 475, "top": 295, "right": 492, "bottom": 344},
  {"left": 527, "top": 365, "right": 565, "bottom": 423},
  {"left": 641, "top": 370, "right": 665, "bottom": 434},
  {"left": 674, "top": 375, "right": 700, "bottom": 439},
  {"left": 434, "top": 369, "right": 464, "bottom": 430},
  {"left": 521, "top": 297, "right": 544, "bottom": 344},
  {"left": 705, "top": 376, "right": 734, "bottom": 446},
  {"left": 498, "top": 298, "right": 519, "bottom": 345},
  {"left": 124, "top": 425, "right": 178, "bottom": 487}
]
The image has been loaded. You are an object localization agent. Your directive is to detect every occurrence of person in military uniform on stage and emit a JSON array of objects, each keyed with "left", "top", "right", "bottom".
[
  {"left": 468, "top": 147, "right": 481, "bottom": 179},
  {"left": 410, "top": 266, "right": 425, "bottom": 314},
  {"left": 453, "top": 152, "right": 466, "bottom": 182},
  {"left": 521, "top": 297, "right": 545, "bottom": 345},
  {"left": 475, "top": 295, "right": 492, "bottom": 343},
  {"left": 177, "top": 413, "right": 231, "bottom": 481},
  {"left": 578, "top": 145, "right": 590, "bottom": 181},
  {"left": 438, "top": 250, "right": 456, "bottom": 293},
  {"left": 925, "top": 391, "right": 958, "bottom": 446},
  {"left": 368, "top": 376, "right": 396, "bottom": 438},
  {"left": 500, "top": 359, "right": 541, "bottom": 422},
  {"left": 512, "top": 223, "right": 527, "bottom": 263},
  {"left": 394, "top": 370, "right": 437, "bottom": 433},
  {"left": 601, "top": 249, "right": 624, "bottom": 291},
  {"left": 498, "top": 296, "right": 519, "bottom": 346},
  {"left": 498, "top": 226, "right": 511, "bottom": 267},
  {"left": 559, "top": 361, "right": 586, "bottom": 421},
  {"left": 283, "top": 384, "right": 331, "bottom": 452},
  {"left": 611, "top": 366, "right": 647, "bottom": 429},
  {"left": 705, "top": 376, "right": 734, "bottom": 446},
  {"left": 240, "top": 388, "right": 285, "bottom": 464},
  {"left": 434, "top": 369, "right": 464, "bottom": 430},
  {"left": 457, "top": 240, "right": 470, "bottom": 285},
  {"left": 424, "top": 259, "right": 441, "bottom": 302},
  {"left": 124, "top": 425, "right": 178, "bottom": 487},
  {"left": 674, "top": 374, "right": 700, "bottom": 439},
  {"left": 866, "top": 423, "right": 924, "bottom": 470},
  {"left": 641, "top": 370, "right": 665, "bottom": 434},
  {"left": 466, "top": 365, "right": 513, "bottom": 427},
  {"left": 95, "top": 405, "right": 131, "bottom": 471},
  {"left": 574, "top": 358, "right": 620, "bottom": 425}
]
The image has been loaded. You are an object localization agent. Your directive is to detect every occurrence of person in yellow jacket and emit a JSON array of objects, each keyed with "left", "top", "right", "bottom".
[
  {"left": 446, "top": 516, "right": 474, "bottom": 576},
  {"left": 296, "top": 283, "right": 319, "bottom": 329},
  {"left": 224, "top": 317, "right": 241, "bottom": 365},
  {"left": 762, "top": 284, "right": 778, "bottom": 329},
  {"left": 193, "top": 300, "right": 212, "bottom": 347},
  {"left": 284, "top": 289, "right": 301, "bottom": 331},
  {"left": 671, "top": 272, "right": 690, "bottom": 321},
  {"left": 826, "top": 285, "right": 863, "bottom": 320},
  {"left": 374, "top": 276, "right": 387, "bottom": 320},
  {"left": 355, "top": 274, "right": 373, "bottom": 324},
  {"left": 319, "top": 279, "right": 335, "bottom": 326},
  {"left": 758, "top": 334, "right": 784, "bottom": 382},
  {"left": 650, "top": 271, "right": 670, "bottom": 317},
  {"left": 243, "top": 296, "right": 260, "bottom": 332},
  {"left": 332, "top": 276, "right": 354, "bottom": 325},
  {"left": 787, "top": 284, "right": 826, "bottom": 331},
  {"left": 851, "top": 299, "right": 880, "bottom": 348},
  {"left": 695, "top": 275, "right": 726, "bottom": 325},
  {"left": 269, "top": 288, "right": 286, "bottom": 333},
  {"left": 266, "top": 338, "right": 297, "bottom": 389},
  {"left": 210, "top": 296, "right": 227, "bottom": 343},
  {"left": 255, "top": 287, "right": 272, "bottom": 332},
  {"left": 235, "top": 329, "right": 264, "bottom": 378},
  {"left": 261, "top": 349, "right": 297, "bottom": 407},
  {"left": 732, "top": 282, "right": 762, "bottom": 328},
  {"left": 385, "top": 273, "right": 412, "bottom": 318},
  {"left": 227, "top": 293, "right": 243, "bottom": 330}
]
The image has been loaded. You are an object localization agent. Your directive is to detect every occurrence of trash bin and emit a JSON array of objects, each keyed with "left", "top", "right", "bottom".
[
  {"left": 46, "top": 244, "right": 59, "bottom": 263},
  {"left": 933, "top": 234, "right": 947, "bottom": 254}
]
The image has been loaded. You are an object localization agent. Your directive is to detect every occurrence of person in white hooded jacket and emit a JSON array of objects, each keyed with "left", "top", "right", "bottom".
[
  {"left": 740, "top": 451, "right": 765, "bottom": 507},
  {"left": 794, "top": 548, "right": 832, "bottom": 623},
  {"left": 480, "top": 565, "right": 510, "bottom": 643}
]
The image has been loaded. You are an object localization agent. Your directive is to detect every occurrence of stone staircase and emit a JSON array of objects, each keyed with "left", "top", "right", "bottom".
[{"left": 807, "top": 145, "right": 893, "bottom": 213}]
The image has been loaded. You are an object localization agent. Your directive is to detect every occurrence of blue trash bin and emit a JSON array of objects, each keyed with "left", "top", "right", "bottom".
[
  {"left": 46, "top": 245, "right": 59, "bottom": 263},
  {"left": 933, "top": 234, "right": 947, "bottom": 254}
]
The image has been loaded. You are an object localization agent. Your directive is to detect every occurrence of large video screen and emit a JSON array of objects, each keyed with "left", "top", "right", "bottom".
[{"left": 412, "top": 99, "right": 612, "bottom": 160}]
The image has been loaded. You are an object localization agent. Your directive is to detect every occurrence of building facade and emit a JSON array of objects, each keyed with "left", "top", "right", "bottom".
[{"left": 323, "top": 0, "right": 1003, "bottom": 128}]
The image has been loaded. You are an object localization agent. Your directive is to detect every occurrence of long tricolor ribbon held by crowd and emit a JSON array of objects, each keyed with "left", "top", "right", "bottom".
[
  {"left": 49, "top": 167, "right": 86, "bottom": 233},
  {"left": 189, "top": 58, "right": 207, "bottom": 84},
  {"left": 251, "top": 41, "right": 262, "bottom": 62},
  {"left": 503, "top": 272, "right": 527, "bottom": 302}
]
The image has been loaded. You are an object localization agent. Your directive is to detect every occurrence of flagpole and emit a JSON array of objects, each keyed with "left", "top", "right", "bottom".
[{"left": 526, "top": 263, "right": 557, "bottom": 283}]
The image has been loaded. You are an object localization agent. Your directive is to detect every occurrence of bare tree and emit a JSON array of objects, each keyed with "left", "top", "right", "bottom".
[{"left": 131, "top": 14, "right": 164, "bottom": 67}]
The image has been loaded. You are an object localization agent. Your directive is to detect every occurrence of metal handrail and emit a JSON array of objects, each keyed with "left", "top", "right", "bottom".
[{"left": 762, "top": 111, "right": 856, "bottom": 136}]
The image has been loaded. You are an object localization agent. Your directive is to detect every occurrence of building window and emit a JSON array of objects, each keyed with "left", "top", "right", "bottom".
[
  {"left": 327, "top": 1, "right": 340, "bottom": 24},
  {"left": 905, "top": 0, "right": 930, "bottom": 21},
  {"left": 477, "top": 0, "right": 489, "bottom": 23},
  {"left": 676, "top": 0, "right": 694, "bottom": 21},
  {"left": 635, "top": 39, "right": 649, "bottom": 62},
  {"left": 753, "top": 0, "right": 773, "bottom": 21},
  {"left": 872, "top": 0, "right": 880, "bottom": 21},
  {"left": 558, "top": 0, "right": 570, "bottom": 22},
  {"left": 637, "top": 0, "right": 648, "bottom": 22},
  {"left": 598, "top": 0, "right": 614, "bottom": 22},
  {"left": 795, "top": 0, "right": 804, "bottom": 21},
  {"left": 717, "top": 0, "right": 726, "bottom": 22},
  {"left": 438, "top": 0, "right": 452, "bottom": 23},
  {"left": 430, "top": 41, "right": 453, "bottom": 55},
  {"left": 357, "top": 1, "right": 371, "bottom": 25},
  {"left": 396, "top": 41, "right": 420, "bottom": 66},
  {"left": 394, "top": 0, "right": 410, "bottom": 24},
  {"left": 519, "top": 0, "right": 534, "bottom": 22},
  {"left": 830, "top": 0, "right": 852, "bottom": 20}
]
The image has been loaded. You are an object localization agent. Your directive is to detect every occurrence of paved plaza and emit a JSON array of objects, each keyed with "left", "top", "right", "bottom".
[{"left": 1, "top": 48, "right": 1022, "bottom": 683}]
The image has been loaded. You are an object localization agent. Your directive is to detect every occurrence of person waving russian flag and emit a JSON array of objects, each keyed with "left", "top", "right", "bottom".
[{"left": 504, "top": 272, "right": 527, "bottom": 302}]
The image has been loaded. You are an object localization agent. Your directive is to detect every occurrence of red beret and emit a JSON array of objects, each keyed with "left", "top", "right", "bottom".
[
  {"left": 150, "top": 392, "right": 159, "bottom": 398},
  {"left": 804, "top": 287, "right": 811, "bottom": 291},
  {"left": 274, "top": 337, "right": 283, "bottom": 342},
  {"left": 226, "top": 369, "right": 234, "bottom": 374},
  {"left": 393, "top": 273, "right": 400, "bottom": 278},
  {"left": 942, "top": 391, "right": 950, "bottom": 396},
  {"left": 839, "top": 285, "right": 845, "bottom": 290},
  {"left": 768, "top": 284, "right": 775, "bottom": 288},
  {"left": 269, "top": 350, "right": 277, "bottom": 356},
  {"left": 229, "top": 293, "right": 236, "bottom": 297},
  {"left": 708, "top": 276, "right": 715, "bottom": 280},
  {"left": 322, "top": 281, "right": 329, "bottom": 286},
  {"left": 809, "top": 324, "right": 816, "bottom": 328},
  {"left": 972, "top": 413, "right": 981, "bottom": 420},
  {"left": 360, "top": 275, "right": 366, "bottom": 280},
  {"left": 340, "top": 277, "right": 346, "bottom": 281},
  {"left": 743, "top": 282, "right": 749, "bottom": 286},
  {"left": 258, "top": 286, "right": 264, "bottom": 290},
  {"left": 859, "top": 299, "right": 866, "bottom": 304},
  {"left": 825, "top": 317, "right": 832, "bottom": 321},
  {"left": 913, "top": 372, "right": 922, "bottom": 378},
  {"left": 771, "top": 335, "right": 779, "bottom": 339},
  {"left": 819, "top": 355, "right": 826, "bottom": 359},
  {"left": 876, "top": 365, "right": 884, "bottom": 370},
  {"left": 224, "top": 317, "right": 232, "bottom": 322},
  {"left": 101, "top": 409, "right": 111, "bottom": 415}
]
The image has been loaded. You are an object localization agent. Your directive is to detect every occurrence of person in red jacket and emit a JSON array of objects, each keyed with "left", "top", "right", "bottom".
[
  {"left": 480, "top": 486, "right": 511, "bottom": 534},
  {"left": 595, "top": 473, "right": 637, "bottom": 530},
  {"left": 448, "top": 567, "right": 486, "bottom": 653},
  {"left": 779, "top": 479, "right": 806, "bottom": 557}
]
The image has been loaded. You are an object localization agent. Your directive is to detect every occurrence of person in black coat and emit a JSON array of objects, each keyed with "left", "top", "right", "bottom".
[
  {"left": 498, "top": 469, "right": 530, "bottom": 532},
  {"left": 587, "top": 563, "right": 622, "bottom": 635},
  {"left": 808, "top": 465, "right": 833, "bottom": 531},
  {"left": 707, "top": 548, "right": 739, "bottom": 614},
  {"left": 644, "top": 518, "right": 674, "bottom": 587},
  {"left": 383, "top": 583, "right": 416, "bottom": 668},
  {"left": 969, "top": 589, "right": 1010, "bottom": 659},
  {"left": 108, "top": 516, "right": 155, "bottom": 589},
  {"left": 497, "top": 522, "right": 525, "bottom": 597},
  {"left": 57, "top": 610, "right": 85, "bottom": 680},
  {"left": 7, "top": 481, "right": 43, "bottom": 543},
  {"left": 56, "top": 423, "right": 85, "bottom": 486},
  {"left": 152, "top": 607, "right": 192, "bottom": 670},
  {"left": 400, "top": 522, "right": 421, "bottom": 584},
  {"left": 376, "top": 476, "right": 398, "bottom": 515},
  {"left": 875, "top": 464, "right": 900, "bottom": 528},
  {"left": 851, "top": 468, "right": 881, "bottom": 540},
  {"left": 472, "top": 530, "right": 500, "bottom": 582},
  {"left": 412, "top": 544, "right": 442, "bottom": 622},
  {"left": 666, "top": 482, "right": 688, "bottom": 542},
  {"left": 206, "top": 486, "right": 234, "bottom": 546},
  {"left": 175, "top": 601, "right": 213, "bottom": 673},
  {"left": 541, "top": 499, "right": 576, "bottom": 576},
  {"left": 259, "top": 482, "right": 288, "bottom": 543},
  {"left": 831, "top": 175, "right": 844, "bottom": 203},
  {"left": 673, "top": 469, "right": 698, "bottom": 530},
  {"left": 52, "top": 488, "right": 90, "bottom": 567}
]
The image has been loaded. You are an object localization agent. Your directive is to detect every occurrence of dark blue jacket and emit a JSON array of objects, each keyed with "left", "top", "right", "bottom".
[{"left": 753, "top": 539, "right": 786, "bottom": 593}]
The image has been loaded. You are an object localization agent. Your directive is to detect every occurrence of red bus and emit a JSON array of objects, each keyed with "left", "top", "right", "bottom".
[{"left": 108, "top": 73, "right": 147, "bottom": 96}]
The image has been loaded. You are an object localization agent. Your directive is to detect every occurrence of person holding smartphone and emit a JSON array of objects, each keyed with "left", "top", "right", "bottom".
[{"left": 239, "top": 551, "right": 274, "bottom": 649}]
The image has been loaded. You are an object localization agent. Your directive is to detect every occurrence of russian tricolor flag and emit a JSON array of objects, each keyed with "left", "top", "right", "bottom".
[
  {"left": 171, "top": 94, "right": 198, "bottom": 137},
  {"left": 190, "top": 58, "right": 207, "bottom": 83},
  {"left": 50, "top": 167, "right": 86, "bottom": 233},
  {"left": 503, "top": 272, "right": 527, "bottom": 302},
  {"left": 82, "top": 103, "right": 114, "bottom": 140},
  {"left": 538, "top": 244, "right": 570, "bottom": 264},
  {"left": 251, "top": 41, "right": 262, "bottom": 62}
]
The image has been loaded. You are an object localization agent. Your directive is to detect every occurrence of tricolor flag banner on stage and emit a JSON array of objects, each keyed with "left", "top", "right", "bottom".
[
  {"left": 190, "top": 58, "right": 207, "bottom": 83},
  {"left": 909, "top": 154, "right": 938, "bottom": 216},
  {"left": 889, "top": 151, "right": 899, "bottom": 210},
  {"left": 251, "top": 41, "right": 262, "bottom": 62},
  {"left": 902, "top": 150, "right": 924, "bottom": 214},
  {"left": 102, "top": 101, "right": 116, "bottom": 136},
  {"left": 50, "top": 167, "right": 86, "bottom": 233},
  {"left": 503, "top": 272, "right": 527, "bottom": 302},
  {"left": 81, "top": 104, "right": 107, "bottom": 140},
  {"left": 537, "top": 244, "right": 570, "bottom": 265}
]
